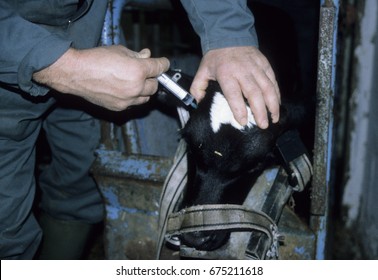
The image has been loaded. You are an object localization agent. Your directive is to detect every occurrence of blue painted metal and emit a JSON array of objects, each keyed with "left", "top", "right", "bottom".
[
  {"left": 101, "top": 0, "right": 130, "bottom": 45},
  {"left": 112, "top": 0, "right": 128, "bottom": 45},
  {"left": 92, "top": 148, "right": 173, "bottom": 259},
  {"left": 101, "top": 187, "right": 158, "bottom": 220},
  {"left": 100, "top": 1, "right": 117, "bottom": 150},
  {"left": 101, "top": 1, "right": 115, "bottom": 46},
  {"left": 94, "top": 149, "right": 173, "bottom": 182},
  {"left": 101, "top": 0, "right": 141, "bottom": 154}
]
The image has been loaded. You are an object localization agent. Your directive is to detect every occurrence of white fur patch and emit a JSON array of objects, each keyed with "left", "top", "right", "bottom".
[{"left": 210, "top": 92, "right": 256, "bottom": 133}]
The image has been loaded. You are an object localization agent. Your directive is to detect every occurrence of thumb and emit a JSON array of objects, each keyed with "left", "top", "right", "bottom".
[
  {"left": 138, "top": 48, "right": 151, "bottom": 58},
  {"left": 191, "top": 67, "right": 210, "bottom": 101},
  {"left": 143, "top": 56, "right": 170, "bottom": 78}
]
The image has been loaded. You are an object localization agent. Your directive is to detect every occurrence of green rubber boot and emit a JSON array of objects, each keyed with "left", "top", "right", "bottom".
[{"left": 38, "top": 213, "right": 96, "bottom": 260}]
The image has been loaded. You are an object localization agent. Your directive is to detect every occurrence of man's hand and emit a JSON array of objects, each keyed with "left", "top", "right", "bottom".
[
  {"left": 33, "top": 45, "right": 170, "bottom": 110},
  {"left": 191, "top": 46, "right": 280, "bottom": 129}
]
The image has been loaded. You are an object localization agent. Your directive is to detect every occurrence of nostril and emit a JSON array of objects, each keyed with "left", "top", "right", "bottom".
[{"left": 180, "top": 230, "right": 230, "bottom": 251}]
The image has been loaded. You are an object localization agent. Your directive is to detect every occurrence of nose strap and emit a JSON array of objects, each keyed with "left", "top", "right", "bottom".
[{"left": 166, "top": 204, "right": 277, "bottom": 242}]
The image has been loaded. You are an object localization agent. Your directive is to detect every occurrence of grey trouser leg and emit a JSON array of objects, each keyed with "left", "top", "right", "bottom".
[
  {"left": 0, "top": 88, "right": 53, "bottom": 259},
  {"left": 0, "top": 126, "right": 42, "bottom": 259},
  {"left": 0, "top": 87, "right": 103, "bottom": 259},
  {"left": 38, "top": 104, "right": 104, "bottom": 223}
]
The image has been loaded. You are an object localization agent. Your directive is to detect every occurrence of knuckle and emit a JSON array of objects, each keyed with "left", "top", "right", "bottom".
[
  {"left": 261, "top": 82, "right": 276, "bottom": 95},
  {"left": 244, "top": 85, "right": 262, "bottom": 98}
]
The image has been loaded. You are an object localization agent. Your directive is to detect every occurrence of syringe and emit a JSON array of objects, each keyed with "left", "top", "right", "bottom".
[{"left": 157, "top": 73, "right": 197, "bottom": 109}]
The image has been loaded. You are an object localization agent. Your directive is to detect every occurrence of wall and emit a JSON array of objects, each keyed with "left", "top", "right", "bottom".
[{"left": 341, "top": 0, "right": 378, "bottom": 258}]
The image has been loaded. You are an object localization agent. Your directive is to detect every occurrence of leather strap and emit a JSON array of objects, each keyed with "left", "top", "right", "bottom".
[{"left": 166, "top": 204, "right": 276, "bottom": 243}]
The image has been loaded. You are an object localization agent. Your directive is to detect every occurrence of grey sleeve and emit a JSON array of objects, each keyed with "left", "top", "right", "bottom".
[
  {"left": 180, "top": 0, "right": 258, "bottom": 54},
  {"left": 0, "top": 1, "right": 72, "bottom": 96}
]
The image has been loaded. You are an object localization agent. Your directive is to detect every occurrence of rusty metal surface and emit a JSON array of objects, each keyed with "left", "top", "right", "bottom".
[
  {"left": 311, "top": 3, "right": 337, "bottom": 216},
  {"left": 310, "top": 0, "right": 339, "bottom": 260},
  {"left": 92, "top": 149, "right": 172, "bottom": 259},
  {"left": 279, "top": 207, "right": 316, "bottom": 260}
]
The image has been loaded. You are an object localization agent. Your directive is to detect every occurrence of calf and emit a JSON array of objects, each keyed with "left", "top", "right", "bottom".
[
  {"left": 162, "top": 2, "right": 311, "bottom": 253},
  {"left": 176, "top": 80, "right": 304, "bottom": 251}
]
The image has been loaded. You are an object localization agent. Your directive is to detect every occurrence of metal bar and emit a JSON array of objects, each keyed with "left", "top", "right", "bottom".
[
  {"left": 99, "top": 0, "right": 117, "bottom": 150},
  {"left": 93, "top": 150, "right": 173, "bottom": 182},
  {"left": 310, "top": 0, "right": 339, "bottom": 259},
  {"left": 101, "top": 0, "right": 115, "bottom": 46},
  {"left": 100, "top": 0, "right": 142, "bottom": 154},
  {"left": 112, "top": 0, "right": 128, "bottom": 45},
  {"left": 311, "top": 1, "right": 338, "bottom": 216}
]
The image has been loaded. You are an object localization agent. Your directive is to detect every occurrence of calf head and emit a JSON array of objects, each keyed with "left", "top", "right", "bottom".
[
  {"left": 177, "top": 82, "right": 301, "bottom": 251},
  {"left": 165, "top": 3, "right": 306, "bottom": 252}
]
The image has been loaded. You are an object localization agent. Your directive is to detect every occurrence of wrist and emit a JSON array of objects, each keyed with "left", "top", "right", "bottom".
[{"left": 33, "top": 48, "right": 80, "bottom": 93}]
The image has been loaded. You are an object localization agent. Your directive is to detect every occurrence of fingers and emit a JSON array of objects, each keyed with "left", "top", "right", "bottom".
[
  {"left": 197, "top": 46, "right": 281, "bottom": 129},
  {"left": 141, "top": 78, "right": 159, "bottom": 97},
  {"left": 128, "top": 96, "right": 151, "bottom": 107},
  {"left": 190, "top": 66, "right": 211, "bottom": 101},
  {"left": 129, "top": 49, "right": 170, "bottom": 99},
  {"left": 251, "top": 58, "right": 281, "bottom": 124},
  {"left": 243, "top": 68, "right": 280, "bottom": 127},
  {"left": 117, "top": 46, "right": 169, "bottom": 78},
  {"left": 217, "top": 77, "right": 248, "bottom": 126},
  {"left": 132, "top": 47, "right": 170, "bottom": 77},
  {"left": 133, "top": 56, "right": 169, "bottom": 101},
  {"left": 239, "top": 74, "right": 269, "bottom": 128},
  {"left": 265, "top": 67, "right": 281, "bottom": 105},
  {"left": 142, "top": 56, "right": 170, "bottom": 78}
]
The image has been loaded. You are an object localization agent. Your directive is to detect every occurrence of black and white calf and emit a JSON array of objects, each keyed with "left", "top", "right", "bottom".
[
  {"left": 159, "top": 1, "right": 313, "bottom": 254},
  {"left": 176, "top": 81, "right": 305, "bottom": 251}
]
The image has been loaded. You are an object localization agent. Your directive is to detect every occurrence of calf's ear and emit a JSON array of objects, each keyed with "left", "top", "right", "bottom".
[{"left": 276, "top": 101, "right": 306, "bottom": 130}]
